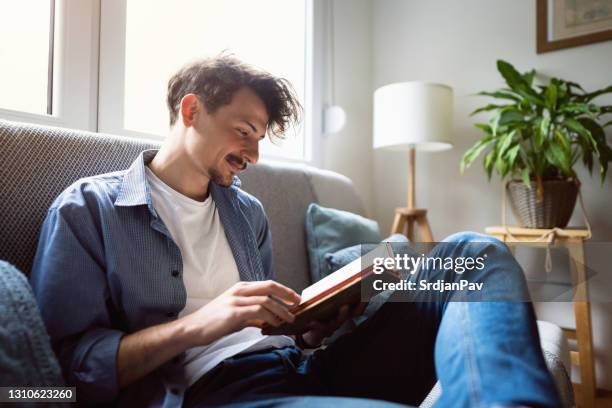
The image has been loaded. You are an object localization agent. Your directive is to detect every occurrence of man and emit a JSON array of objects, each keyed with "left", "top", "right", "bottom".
[{"left": 31, "top": 56, "right": 560, "bottom": 407}]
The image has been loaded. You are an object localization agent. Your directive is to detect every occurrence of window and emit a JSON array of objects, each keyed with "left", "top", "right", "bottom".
[
  {"left": 100, "top": 0, "right": 317, "bottom": 162},
  {"left": 0, "top": 0, "right": 54, "bottom": 115},
  {"left": 0, "top": 0, "right": 323, "bottom": 163},
  {"left": 0, "top": 0, "right": 100, "bottom": 129}
]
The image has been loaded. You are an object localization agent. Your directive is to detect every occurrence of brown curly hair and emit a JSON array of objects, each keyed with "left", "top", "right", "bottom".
[{"left": 167, "top": 55, "right": 302, "bottom": 139}]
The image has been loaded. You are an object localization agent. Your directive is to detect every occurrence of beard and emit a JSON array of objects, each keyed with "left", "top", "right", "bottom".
[
  {"left": 208, "top": 167, "right": 233, "bottom": 187},
  {"left": 209, "top": 154, "right": 247, "bottom": 187}
]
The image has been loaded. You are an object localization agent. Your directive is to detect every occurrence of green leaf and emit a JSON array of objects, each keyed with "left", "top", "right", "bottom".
[
  {"left": 476, "top": 90, "right": 521, "bottom": 102},
  {"left": 563, "top": 118, "right": 598, "bottom": 152},
  {"left": 521, "top": 167, "right": 532, "bottom": 188},
  {"left": 600, "top": 160, "right": 609, "bottom": 184},
  {"left": 578, "top": 117, "right": 607, "bottom": 145},
  {"left": 501, "top": 159, "right": 511, "bottom": 178},
  {"left": 505, "top": 144, "right": 521, "bottom": 167},
  {"left": 557, "top": 81, "right": 568, "bottom": 100},
  {"left": 461, "top": 136, "right": 493, "bottom": 174},
  {"left": 554, "top": 130, "right": 571, "bottom": 155},
  {"left": 497, "top": 131, "right": 515, "bottom": 158},
  {"left": 497, "top": 60, "right": 528, "bottom": 93},
  {"left": 545, "top": 143, "right": 571, "bottom": 175},
  {"left": 470, "top": 104, "right": 507, "bottom": 116},
  {"left": 558, "top": 102, "right": 597, "bottom": 118},
  {"left": 489, "top": 111, "right": 502, "bottom": 136},
  {"left": 580, "top": 137, "right": 594, "bottom": 175},
  {"left": 583, "top": 85, "right": 612, "bottom": 102},
  {"left": 544, "top": 84, "right": 558, "bottom": 110},
  {"left": 484, "top": 150, "right": 495, "bottom": 180},
  {"left": 474, "top": 123, "right": 493, "bottom": 134},
  {"left": 523, "top": 69, "right": 536, "bottom": 86},
  {"left": 566, "top": 81, "right": 585, "bottom": 94},
  {"left": 540, "top": 115, "right": 551, "bottom": 142},
  {"left": 532, "top": 120, "right": 546, "bottom": 149},
  {"left": 499, "top": 108, "right": 525, "bottom": 126},
  {"left": 496, "top": 60, "right": 543, "bottom": 106},
  {"left": 578, "top": 117, "right": 612, "bottom": 183}
]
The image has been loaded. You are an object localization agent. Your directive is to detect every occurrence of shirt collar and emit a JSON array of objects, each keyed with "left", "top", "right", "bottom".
[
  {"left": 114, "top": 150, "right": 157, "bottom": 213},
  {"left": 114, "top": 149, "right": 242, "bottom": 210}
]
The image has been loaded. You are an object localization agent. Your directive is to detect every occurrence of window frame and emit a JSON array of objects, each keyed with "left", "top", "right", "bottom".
[
  {"left": 0, "top": 0, "right": 100, "bottom": 131},
  {"left": 0, "top": 0, "right": 324, "bottom": 165},
  {"left": 98, "top": 0, "right": 324, "bottom": 165}
]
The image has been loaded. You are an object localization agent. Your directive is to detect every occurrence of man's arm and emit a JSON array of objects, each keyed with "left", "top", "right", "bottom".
[
  {"left": 117, "top": 280, "right": 300, "bottom": 387},
  {"left": 32, "top": 194, "right": 301, "bottom": 399},
  {"left": 31, "top": 205, "right": 123, "bottom": 403}
]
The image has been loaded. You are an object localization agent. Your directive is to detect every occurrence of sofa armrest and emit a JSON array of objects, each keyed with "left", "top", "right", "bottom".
[{"left": 419, "top": 320, "right": 575, "bottom": 408}]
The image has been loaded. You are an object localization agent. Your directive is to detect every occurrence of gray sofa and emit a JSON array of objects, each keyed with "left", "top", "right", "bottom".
[{"left": 0, "top": 119, "right": 572, "bottom": 406}]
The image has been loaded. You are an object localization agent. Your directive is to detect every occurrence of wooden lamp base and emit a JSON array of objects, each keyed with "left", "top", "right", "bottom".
[
  {"left": 391, "top": 146, "right": 434, "bottom": 242},
  {"left": 391, "top": 207, "right": 433, "bottom": 242}
]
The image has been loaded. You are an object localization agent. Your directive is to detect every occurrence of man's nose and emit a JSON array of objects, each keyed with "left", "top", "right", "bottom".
[{"left": 243, "top": 139, "right": 259, "bottom": 165}]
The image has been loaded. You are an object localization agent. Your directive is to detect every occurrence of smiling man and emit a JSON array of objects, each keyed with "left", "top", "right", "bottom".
[
  {"left": 30, "top": 56, "right": 561, "bottom": 408},
  {"left": 30, "top": 56, "right": 317, "bottom": 406}
]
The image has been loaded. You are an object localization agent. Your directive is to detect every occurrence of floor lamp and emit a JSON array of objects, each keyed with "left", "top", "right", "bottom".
[{"left": 373, "top": 82, "right": 454, "bottom": 242}]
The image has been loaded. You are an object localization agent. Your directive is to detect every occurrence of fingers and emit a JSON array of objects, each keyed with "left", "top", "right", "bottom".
[
  {"left": 232, "top": 281, "right": 301, "bottom": 307},
  {"left": 241, "top": 304, "right": 285, "bottom": 328},
  {"left": 234, "top": 296, "right": 295, "bottom": 324}
]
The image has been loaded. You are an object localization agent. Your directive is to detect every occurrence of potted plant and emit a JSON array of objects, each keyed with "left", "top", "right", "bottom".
[{"left": 461, "top": 60, "right": 612, "bottom": 228}]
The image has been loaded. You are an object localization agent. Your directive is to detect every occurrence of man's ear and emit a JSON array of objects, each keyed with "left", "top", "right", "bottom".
[{"left": 179, "top": 94, "right": 200, "bottom": 127}]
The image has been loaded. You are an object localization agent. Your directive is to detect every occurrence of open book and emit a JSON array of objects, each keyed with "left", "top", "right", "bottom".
[{"left": 261, "top": 243, "right": 399, "bottom": 336}]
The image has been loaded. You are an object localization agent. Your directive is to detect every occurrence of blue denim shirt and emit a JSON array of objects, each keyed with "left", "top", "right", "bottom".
[{"left": 30, "top": 150, "right": 275, "bottom": 407}]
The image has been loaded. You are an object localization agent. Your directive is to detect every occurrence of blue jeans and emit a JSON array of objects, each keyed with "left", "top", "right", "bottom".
[{"left": 184, "top": 232, "right": 561, "bottom": 407}]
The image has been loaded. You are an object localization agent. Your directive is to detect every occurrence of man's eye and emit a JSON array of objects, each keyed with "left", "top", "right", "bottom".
[{"left": 237, "top": 129, "right": 248, "bottom": 137}]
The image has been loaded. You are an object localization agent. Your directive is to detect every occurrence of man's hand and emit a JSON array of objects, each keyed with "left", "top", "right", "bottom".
[
  {"left": 181, "top": 280, "right": 301, "bottom": 348},
  {"left": 300, "top": 301, "right": 368, "bottom": 348},
  {"left": 117, "top": 280, "right": 300, "bottom": 388}
]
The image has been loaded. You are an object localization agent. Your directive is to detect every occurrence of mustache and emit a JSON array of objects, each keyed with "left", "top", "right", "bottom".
[{"left": 227, "top": 154, "right": 247, "bottom": 170}]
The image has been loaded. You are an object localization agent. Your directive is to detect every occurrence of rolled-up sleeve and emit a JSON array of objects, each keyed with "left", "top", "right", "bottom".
[{"left": 30, "top": 204, "right": 124, "bottom": 404}]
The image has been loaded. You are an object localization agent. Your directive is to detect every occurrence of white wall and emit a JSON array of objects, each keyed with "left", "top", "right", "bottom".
[
  {"left": 371, "top": 0, "right": 612, "bottom": 391},
  {"left": 322, "top": 0, "right": 374, "bottom": 214}
]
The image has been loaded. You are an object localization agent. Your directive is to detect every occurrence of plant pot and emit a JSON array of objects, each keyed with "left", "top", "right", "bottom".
[{"left": 506, "top": 179, "right": 578, "bottom": 229}]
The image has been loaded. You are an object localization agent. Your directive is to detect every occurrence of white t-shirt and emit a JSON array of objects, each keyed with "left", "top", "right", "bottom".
[{"left": 145, "top": 167, "right": 294, "bottom": 386}]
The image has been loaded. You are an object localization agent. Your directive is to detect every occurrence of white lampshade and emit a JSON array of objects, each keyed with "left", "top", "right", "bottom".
[{"left": 373, "top": 82, "right": 454, "bottom": 151}]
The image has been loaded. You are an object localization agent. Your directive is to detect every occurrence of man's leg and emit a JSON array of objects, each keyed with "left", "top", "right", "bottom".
[{"left": 305, "top": 231, "right": 561, "bottom": 407}]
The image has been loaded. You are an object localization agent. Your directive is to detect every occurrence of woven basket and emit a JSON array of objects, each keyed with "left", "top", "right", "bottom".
[{"left": 507, "top": 179, "right": 578, "bottom": 228}]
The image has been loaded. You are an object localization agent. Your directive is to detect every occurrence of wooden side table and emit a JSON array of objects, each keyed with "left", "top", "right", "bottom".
[{"left": 485, "top": 226, "right": 595, "bottom": 408}]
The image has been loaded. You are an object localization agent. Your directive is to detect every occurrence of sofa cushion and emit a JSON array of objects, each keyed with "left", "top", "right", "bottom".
[
  {"left": 0, "top": 119, "right": 159, "bottom": 275},
  {"left": 325, "top": 234, "right": 409, "bottom": 273},
  {"left": 0, "top": 261, "right": 64, "bottom": 386},
  {"left": 305, "top": 203, "right": 381, "bottom": 283}
]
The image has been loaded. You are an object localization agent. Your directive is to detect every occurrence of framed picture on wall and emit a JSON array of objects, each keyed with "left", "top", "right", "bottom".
[{"left": 537, "top": 0, "right": 612, "bottom": 53}]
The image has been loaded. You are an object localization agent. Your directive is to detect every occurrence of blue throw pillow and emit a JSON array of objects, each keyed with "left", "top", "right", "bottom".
[
  {"left": 324, "top": 234, "right": 409, "bottom": 273},
  {"left": 0, "top": 261, "right": 64, "bottom": 386},
  {"left": 305, "top": 203, "right": 382, "bottom": 283}
]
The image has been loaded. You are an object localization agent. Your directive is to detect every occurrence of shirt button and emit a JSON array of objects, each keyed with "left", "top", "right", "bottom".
[{"left": 171, "top": 269, "right": 179, "bottom": 277}]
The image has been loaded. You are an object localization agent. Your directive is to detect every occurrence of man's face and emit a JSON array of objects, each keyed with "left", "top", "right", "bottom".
[{"left": 185, "top": 86, "right": 268, "bottom": 187}]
